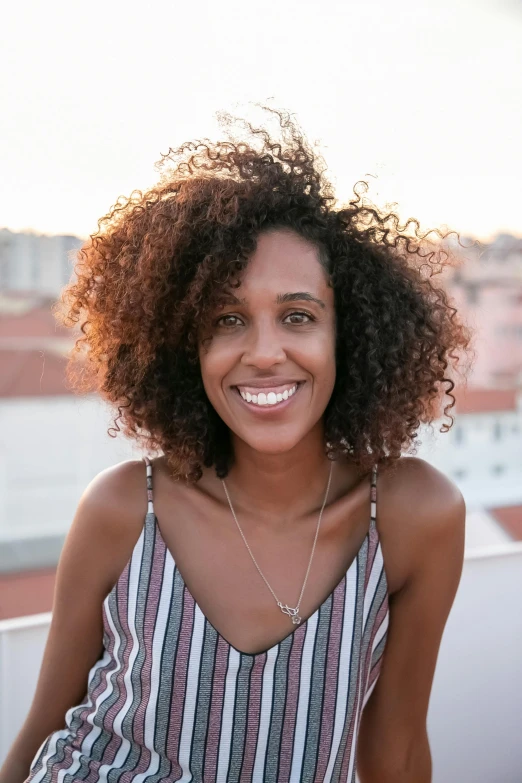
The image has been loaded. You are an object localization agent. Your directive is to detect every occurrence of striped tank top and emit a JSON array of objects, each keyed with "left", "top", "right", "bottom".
[{"left": 28, "top": 459, "right": 389, "bottom": 783}]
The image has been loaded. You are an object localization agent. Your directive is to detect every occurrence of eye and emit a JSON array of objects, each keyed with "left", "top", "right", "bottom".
[
  {"left": 283, "top": 310, "right": 314, "bottom": 325},
  {"left": 216, "top": 314, "right": 243, "bottom": 328}
]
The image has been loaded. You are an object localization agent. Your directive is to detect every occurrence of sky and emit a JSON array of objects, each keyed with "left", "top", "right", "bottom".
[{"left": 0, "top": 0, "right": 521, "bottom": 241}]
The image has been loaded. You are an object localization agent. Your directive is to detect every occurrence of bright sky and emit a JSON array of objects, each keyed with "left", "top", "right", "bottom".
[{"left": 1, "top": 0, "right": 521, "bottom": 241}]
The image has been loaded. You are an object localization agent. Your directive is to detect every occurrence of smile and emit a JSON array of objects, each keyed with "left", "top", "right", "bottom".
[{"left": 234, "top": 382, "right": 301, "bottom": 408}]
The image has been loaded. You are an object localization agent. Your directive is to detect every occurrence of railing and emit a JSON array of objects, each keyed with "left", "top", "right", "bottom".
[{"left": 1, "top": 544, "right": 522, "bottom": 783}]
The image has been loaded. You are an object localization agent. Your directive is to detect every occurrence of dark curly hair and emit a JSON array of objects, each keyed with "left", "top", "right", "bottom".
[{"left": 58, "top": 107, "right": 473, "bottom": 480}]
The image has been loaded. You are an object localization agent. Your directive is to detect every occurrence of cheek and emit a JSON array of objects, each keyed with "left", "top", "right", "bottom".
[
  {"left": 304, "top": 332, "right": 336, "bottom": 376},
  {"left": 198, "top": 343, "right": 231, "bottom": 398}
]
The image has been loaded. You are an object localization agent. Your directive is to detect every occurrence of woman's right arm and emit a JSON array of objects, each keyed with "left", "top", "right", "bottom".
[{"left": 0, "top": 460, "right": 147, "bottom": 783}]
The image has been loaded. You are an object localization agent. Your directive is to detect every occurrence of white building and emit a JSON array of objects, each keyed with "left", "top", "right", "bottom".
[
  {"left": 0, "top": 229, "right": 83, "bottom": 296},
  {"left": 0, "top": 394, "right": 140, "bottom": 541}
]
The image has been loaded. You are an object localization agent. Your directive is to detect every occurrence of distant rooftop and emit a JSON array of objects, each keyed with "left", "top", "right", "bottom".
[
  {"left": 0, "top": 348, "right": 71, "bottom": 398},
  {"left": 454, "top": 386, "right": 519, "bottom": 414},
  {"left": 489, "top": 505, "right": 522, "bottom": 542},
  {"left": 0, "top": 293, "right": 70, "bottom": 338},
  {"left": 0, "top": 294, "right": 75, "bottom": 397}
]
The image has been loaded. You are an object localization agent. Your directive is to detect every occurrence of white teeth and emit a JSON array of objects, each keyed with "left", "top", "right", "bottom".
[{"left": 238, "top": 383, "right": 299, "bottom": 406}]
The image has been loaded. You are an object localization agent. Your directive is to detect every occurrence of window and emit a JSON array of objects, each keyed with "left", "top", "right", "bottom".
[
  {"left": 492, "top": 464, "right": 505, "bottom": 475},
  {"left": 493, "top": 420, "right": 502, "bottom": 440},
  {"left": 466, "top": 284, "right": 479, "bottom": 305},
  {"left": 454, "top": 469, "right": 467, "bottom": 480}
]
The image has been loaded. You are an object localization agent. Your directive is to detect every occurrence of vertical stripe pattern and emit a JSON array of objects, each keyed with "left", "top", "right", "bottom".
[{"left": 28, "top": 460, "right": 389, "bottom": 783}]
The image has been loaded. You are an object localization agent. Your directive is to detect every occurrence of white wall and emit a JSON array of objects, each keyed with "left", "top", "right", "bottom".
[
  {"left": 1, "top": 546, "right": 522, "bottom": 782},
  {"left": 428, "top": 544, "right": 522, "bottom": 783},
  {"left": 0, "top": 395, "right": 140, "bottom": 539},
  {"left": 0, "top": 613, "right": 50, "bottom": 763},
  {"left": 416, "top": 404, "right": 522, "bottom": 509}
]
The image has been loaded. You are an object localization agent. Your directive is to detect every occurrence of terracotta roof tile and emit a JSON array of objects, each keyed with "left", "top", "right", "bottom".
[
  {"left": 0, "top": 300, "right": 70, "bottom": 340},
  {"left": 489, "top": 506, "right": 522, "bottom": 541},
  {"left": 454, "top": 387, "right": 518, "bottom": 414},
  {"left": 0, "top": 348, "right": 72, "bottom": 397}
]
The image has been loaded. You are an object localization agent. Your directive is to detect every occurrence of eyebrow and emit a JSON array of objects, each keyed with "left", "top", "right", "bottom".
[
  {"left": 277, "top": 292, "right": 326, "bottom": 309},
  {"left": 220, "top": 291, "right": 326, "bottom": 309}
]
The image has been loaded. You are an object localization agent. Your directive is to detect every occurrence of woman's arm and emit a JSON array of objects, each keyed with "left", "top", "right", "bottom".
[
  {"left": 0, "top": 460, "right": 147, "bottom": 783},
  {"left": 357, "top": 458, "right": 466, "bottom": 783}
]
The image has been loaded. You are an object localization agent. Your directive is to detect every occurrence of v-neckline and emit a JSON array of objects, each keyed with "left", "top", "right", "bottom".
[{"left": 152, "top": 515, "right": 370, "bottom": 658}]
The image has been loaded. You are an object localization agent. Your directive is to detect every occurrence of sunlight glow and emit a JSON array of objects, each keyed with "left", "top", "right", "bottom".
[{"left": 0, "top": 0, "right": 520, "bottom": 240}]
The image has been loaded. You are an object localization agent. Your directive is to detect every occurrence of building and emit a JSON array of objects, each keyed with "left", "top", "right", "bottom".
[
  {"left": 443, "top": 233, "right": 522, "bottom": 388},
  {"left": 417, "top": 386, "right": 522, "bottom": 505},
  {"left": 0, "top": 229, "right": 83, "bottom": 296}
]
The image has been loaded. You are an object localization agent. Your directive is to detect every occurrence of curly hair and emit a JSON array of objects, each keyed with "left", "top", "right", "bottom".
[{"left": 58, "top": 107, "right": 473, "bottom": 480}]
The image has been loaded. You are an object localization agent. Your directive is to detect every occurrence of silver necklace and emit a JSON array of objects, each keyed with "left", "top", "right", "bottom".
[{"left": 221, "top": 461, "right": 333, "bottom": 625}]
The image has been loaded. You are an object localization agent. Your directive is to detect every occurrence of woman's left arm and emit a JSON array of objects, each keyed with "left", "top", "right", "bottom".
[{"left": 357, "top": 461, "right": 466, "bottom": 783}]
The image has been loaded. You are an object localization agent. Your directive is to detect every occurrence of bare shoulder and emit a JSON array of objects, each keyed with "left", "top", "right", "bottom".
[
  {"left": 78, "top": 458, "right": 148, "bottom": 520},
  {"left": 376, "top": 456, "right": 466, "bottom": 594},
  {"left": 65, "top": 458, "right": 150, "bottom": 594}
]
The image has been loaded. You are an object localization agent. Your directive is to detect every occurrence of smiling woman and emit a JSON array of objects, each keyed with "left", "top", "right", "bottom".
[{"left": 0, "top": 108, "right": 471, "bottom": 783}]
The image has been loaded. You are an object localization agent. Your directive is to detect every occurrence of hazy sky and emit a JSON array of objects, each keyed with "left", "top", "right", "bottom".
[{"left": 1, "top": 0, "right": 521, "bottom": 240}]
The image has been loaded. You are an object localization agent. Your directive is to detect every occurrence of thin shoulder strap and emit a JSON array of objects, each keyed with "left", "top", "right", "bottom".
[
  {"left": 370, "top": 463, "right": 378, "bottom": 529},
  {"left": 144, "top": 456, "right": 155, "bottom": 515}
]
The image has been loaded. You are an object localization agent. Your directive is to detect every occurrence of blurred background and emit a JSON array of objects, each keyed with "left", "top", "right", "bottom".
[{"left": 0, "top": 0, "right": 521, "bottom": 780}]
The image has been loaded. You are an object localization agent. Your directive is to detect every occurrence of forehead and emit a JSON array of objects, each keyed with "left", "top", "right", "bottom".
[{"left": 236, "top": 229, "right": 330, "bottom": 296}]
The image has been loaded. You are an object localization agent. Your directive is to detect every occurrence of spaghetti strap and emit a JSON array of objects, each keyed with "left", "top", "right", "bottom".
[
  {"left": 144, "top": 456, "right": 154, "bottom": 515},
  {"left": 370, "top": 463, "right": 378, "bottom": 530}
]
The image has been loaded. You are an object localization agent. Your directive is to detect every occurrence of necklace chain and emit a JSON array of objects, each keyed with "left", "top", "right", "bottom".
[{"left": 221, "top": 461, "right": 334, "bottom": 625}]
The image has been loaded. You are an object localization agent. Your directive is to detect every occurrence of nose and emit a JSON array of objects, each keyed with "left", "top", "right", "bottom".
[{"left": 240, "top": 320, "right": 287, "bottom": 370}]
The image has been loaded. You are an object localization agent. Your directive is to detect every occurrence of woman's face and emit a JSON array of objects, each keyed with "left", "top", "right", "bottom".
[{"left": 199, "top": 228, "right": 336, "bottom": 456}]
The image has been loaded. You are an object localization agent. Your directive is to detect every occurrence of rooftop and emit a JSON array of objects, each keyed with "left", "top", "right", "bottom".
[
  {"left": 453, "top": 386, "right": 519, "bottom": 414},
  {"left": 0, "top": 294, "right": 75, "bottom": 397},
  {"left": 489, "top": 504, "right": 522, "bottom": 541},
  {"left": 0, "top": 348, "right": 71, "bottom": 398}
]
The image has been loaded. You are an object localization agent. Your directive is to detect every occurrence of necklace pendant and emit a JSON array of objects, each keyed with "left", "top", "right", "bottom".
[{"left": 277, "top": 602, "right": 302, "bottom": 625}]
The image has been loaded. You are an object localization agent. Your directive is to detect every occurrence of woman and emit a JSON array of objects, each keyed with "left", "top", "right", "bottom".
[{"left": 1, "top": 109, "right": 470, "bottom": 783}]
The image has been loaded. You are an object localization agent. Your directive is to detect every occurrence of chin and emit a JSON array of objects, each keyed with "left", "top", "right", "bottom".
[{"left": 238, "top": 432, "right": 304, "bottom": 455}]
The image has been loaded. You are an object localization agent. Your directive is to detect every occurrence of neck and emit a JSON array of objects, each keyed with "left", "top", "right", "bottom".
[{"left": 224, "top": 423, "right": 334, "bottom": 523}]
